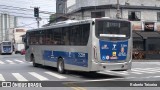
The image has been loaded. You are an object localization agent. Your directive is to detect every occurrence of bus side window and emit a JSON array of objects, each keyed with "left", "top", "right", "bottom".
[{"left": 62, "top": 27, "right": 69, "bottom": 45}]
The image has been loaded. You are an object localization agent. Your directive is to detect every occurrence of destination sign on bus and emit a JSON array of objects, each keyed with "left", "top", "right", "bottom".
[
  {"left": 106, "top": 22, "right": 121, "bottom": 28},
  {"left": 3, "top": 42, "right": 11, "bottom": 45}
]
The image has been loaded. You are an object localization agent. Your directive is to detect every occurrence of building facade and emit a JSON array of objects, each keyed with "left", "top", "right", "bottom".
[
  {"left": 66, "top": 0, "right": 160, "bottom": 21},
  {"left": 0, "top": 14, "right": 17, "bottom": 42},
  {"left": 67, "top": 0, "right": 160, "bottom": 13},
  {"left": 56, "top": 0, "right": 67, "bottom": 14},
  {"left": 55, "top": 0, "right": 160, "bottom": 59},
  {"left": 13, "top": 28, "right": 26, "bottom": 44}
]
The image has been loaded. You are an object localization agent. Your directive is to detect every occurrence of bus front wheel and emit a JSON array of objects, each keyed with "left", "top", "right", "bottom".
[{"left": 57, "top": 58, "right": 65, "bottom": 74}]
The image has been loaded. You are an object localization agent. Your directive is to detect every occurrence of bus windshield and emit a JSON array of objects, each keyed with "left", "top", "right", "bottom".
[
  {"left": 95, "top": 20, "right": 130, "bottom": 40},
  {"left": 2, "top": 42, "right": 11, "bottom": 45}
]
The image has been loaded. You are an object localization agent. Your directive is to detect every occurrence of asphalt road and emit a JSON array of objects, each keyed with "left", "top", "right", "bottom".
[{"left": 0, "top": 54, "right": 160, "bottom": 90}]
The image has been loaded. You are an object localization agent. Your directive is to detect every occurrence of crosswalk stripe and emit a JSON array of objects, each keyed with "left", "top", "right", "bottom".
[
  {"left": 103, "top": 71, "right": 129, "bottom": 75},
  {"left": 14, "top": 59, "right": 24, "bottom": 63},
  {"left": 132, "top": 68, "right": 160, "bottom": 73},
  {"left": 0, "top": 74, "right": 5, "bottom": 81},
  {"left": 130, "top": 72, "right": 143, "bottom": 74},
  {"left": 12, "top": 73, "right": 28, "bottom": 81},
  {"left": 44, "top": 72, "right": 66, "bottom": 79},
  {"left": 153, "top": 76, "right": 160, "bottom": 78},
  {"left": 132, "top": 67, "right": 160, "bottom": 70},
  {"left": 0, "top": 61, "right": 5, "bottom": 64},
  {"left": 6, "top": 60, "right": 15, "bottom": 64},
  {"left": 135, "top": 62, "right": 160, "bottom": 64},
  {"left": 144, "top": 70, "right": 160, "bottom": 73},
  {"left": 131, "top": 69, "right": 156, "bottom": 74},
  {"left": 29, "top": 72, "right": 48, "bottom": 81},
  {"left": 98, "top": 72, "right": 116, "bottom": 75},
  {"left": 134, "top": 68, "right": 160, "bottom": 71}
]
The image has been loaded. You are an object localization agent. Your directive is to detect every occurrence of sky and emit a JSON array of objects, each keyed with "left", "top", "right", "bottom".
[{"left": 0, "top": 0, "right": 56, "bottom": 29}]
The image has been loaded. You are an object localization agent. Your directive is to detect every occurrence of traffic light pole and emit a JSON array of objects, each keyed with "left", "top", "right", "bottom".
[
  {"left": 36, "top": 17, "right": 41, "bottom": 28},
  {"left": 33, "top": 7, "right": 41, "bottom": 28},
  {"left": 38, "top": 20, "right": 39, "bottom": 28}
]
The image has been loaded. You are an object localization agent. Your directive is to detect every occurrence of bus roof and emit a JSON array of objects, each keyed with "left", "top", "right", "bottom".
[
  {"left": 27, "top": 18, "right": 130, "bottom": 32},
  {"left": 27, "top": 19, "right": 93, "bottom": 32}
]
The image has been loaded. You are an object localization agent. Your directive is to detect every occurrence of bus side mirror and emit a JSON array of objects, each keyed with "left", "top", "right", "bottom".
[{"left": 22, "top": 37, "right": 26, "bottom": 43}]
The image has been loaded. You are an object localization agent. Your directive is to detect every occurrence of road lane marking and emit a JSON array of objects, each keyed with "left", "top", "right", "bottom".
[
  {"left": 65, "top": 83, "right": 87, "bottom": 90},
  {"left": 0, "top": 61, "right": 5, "bottom": 64},
  {"left": 131, "top": 69, "right": 156, "bottom": 74},
  {"left": 6, "top": 60, "right": 15, "bottom": 64},
  {"left": 28, "top": 72, "right": 48, "bottom": 81},
  {"left": 140, "top": 76, "right": 160, "bottom": 79},
  {"left": 12, "top": 73, "right": 28, "bottom": 81},
  {"left": 0, "top": 74, "right": 5, "bottom": 81},
  {"left": 14, "top": 59, "right": 24, "bottom": 63},
  {"left": 153, "top": 76, "right": 160, "bottom": 78},
  {"left": 44, "top": 72, "right": 66, "bottom": 79},
  {"left": 132, "top": 67, "right": 160, "bottom": 70},
  {"left": 103, "top": 71, "right": 129, "bottom": 75},
  {"left": 131, "top": 68, "right": 160, "bottom": 74},
  {"left": 139, "top": 69, "right": 160, "bottom": 73},
  {"left": 134, "top": 62, "right": 160, "bottom": 64},
  {"left": 130, "top": 72, "right": 143, "bottom": 74}
]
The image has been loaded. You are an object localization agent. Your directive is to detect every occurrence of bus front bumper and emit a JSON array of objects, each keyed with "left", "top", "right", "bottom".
[{"left": 91, "top": 60, "right": 132, "bottom": 71}]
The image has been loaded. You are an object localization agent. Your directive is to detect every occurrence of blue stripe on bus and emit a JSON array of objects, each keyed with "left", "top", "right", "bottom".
[{"left": 43, "top": 50, "right": 88, "bottom": 67}]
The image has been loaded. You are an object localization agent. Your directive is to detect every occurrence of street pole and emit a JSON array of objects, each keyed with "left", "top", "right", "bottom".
[
  {"left": 38, "top": 20, "right": 39, "bottom": 28},
  {"left": 116, "top": 0, "right": 121, "bottom": 19},
  {"left": 36, "top": 17, "right": 41, "bottom": 28},
  {"left": 37, "top": 19, "right": 40, "bottom": 28}
]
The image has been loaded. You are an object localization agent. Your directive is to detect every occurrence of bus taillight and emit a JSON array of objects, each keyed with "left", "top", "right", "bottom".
[{"left": 93, "top": 46, "right": 97, "bottom": 60}]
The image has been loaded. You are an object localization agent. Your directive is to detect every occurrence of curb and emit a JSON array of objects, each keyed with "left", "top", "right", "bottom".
[{"left": 133, "top": 60, "right": 160, "bottom": 62}]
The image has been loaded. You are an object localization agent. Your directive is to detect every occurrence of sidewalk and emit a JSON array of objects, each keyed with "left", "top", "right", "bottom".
[{"left": 133, "top": 59, "right": 160, "bottom": 62}]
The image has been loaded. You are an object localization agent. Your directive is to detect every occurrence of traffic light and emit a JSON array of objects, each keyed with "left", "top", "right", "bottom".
[{"left": 34, "top": 7, "right": 39, "bottom": 17}]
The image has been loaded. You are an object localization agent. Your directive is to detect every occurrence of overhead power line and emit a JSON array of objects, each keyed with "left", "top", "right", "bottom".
[
  {"left": 0, "top": 22, "right": 38, "bottom": 31},
  {"left": 0, "top": 4, "right": 55, "bottom": 14},
  {"left": 0, "top": 12, "right": 50, "bottom": 19},
  {"left": 0, "top": 10, "right": 33, "bottom": 16}
]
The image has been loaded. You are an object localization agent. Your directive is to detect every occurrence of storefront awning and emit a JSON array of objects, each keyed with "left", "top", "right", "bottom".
[
  {"left": 133, "top": 32, "right": 143, "bottom": 41},
  {"left": 134, "top": 31, "right": 160, "bottom": 39}
]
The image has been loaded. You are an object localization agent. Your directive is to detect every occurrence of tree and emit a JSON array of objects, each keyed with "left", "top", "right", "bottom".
[{"left": 49, "top": 14, "right": 56, "bottom": 23}]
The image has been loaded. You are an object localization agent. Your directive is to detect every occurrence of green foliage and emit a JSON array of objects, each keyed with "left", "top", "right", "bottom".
[{"left": 49, "top": 14, "right": 56, "bottom": 23}]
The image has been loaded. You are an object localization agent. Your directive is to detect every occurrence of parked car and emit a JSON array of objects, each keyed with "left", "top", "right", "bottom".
[{"left": 20, "top": 49, "right": 26, "bottom": 55}]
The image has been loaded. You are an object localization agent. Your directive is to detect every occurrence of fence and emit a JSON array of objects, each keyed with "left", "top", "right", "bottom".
[{"left": 132, "top": 50, "right": 160, "bottom": 59}]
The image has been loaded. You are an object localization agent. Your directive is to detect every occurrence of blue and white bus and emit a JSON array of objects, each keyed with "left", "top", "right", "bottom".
[
  {"left": 25, "top": 18, "right": 132, "bottom": 73},
  {"left": 0, "top": 41, "right": 13, "bottom": 55}
]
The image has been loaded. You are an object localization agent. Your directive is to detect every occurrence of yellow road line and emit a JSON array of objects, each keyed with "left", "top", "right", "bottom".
[{"left": 64, "top": 82, "right": 87, "bottom": 90}]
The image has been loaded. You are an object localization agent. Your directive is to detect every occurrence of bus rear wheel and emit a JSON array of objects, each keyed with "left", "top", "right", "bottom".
[
  {"left": 31, "top": 55, "right": 38, "bottom": 67},
  {"left": 57, "top": 58, "right": 65, "bottom": 74}
]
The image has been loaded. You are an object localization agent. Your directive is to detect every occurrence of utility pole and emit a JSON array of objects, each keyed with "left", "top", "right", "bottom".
[
  {"left": 36, "top": 17, "right": 41, "bottom": 28},
  {"left": 116, "top": 0, "right": 121, "bottom": 19}
]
